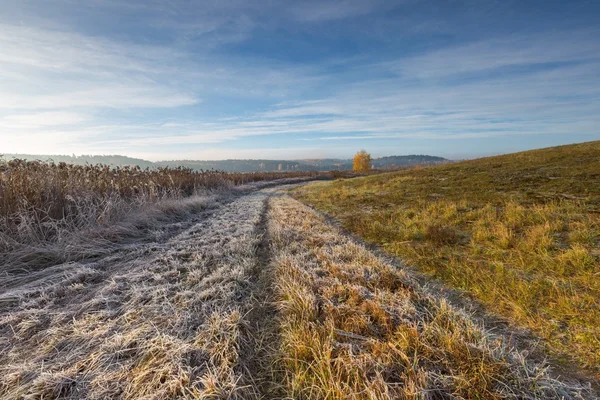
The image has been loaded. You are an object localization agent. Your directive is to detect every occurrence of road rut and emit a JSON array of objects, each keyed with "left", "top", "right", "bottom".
[{"left": 0, "top": 187, "right": 279, "bottom": 399}]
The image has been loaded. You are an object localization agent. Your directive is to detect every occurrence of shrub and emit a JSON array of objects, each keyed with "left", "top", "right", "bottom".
[{"left": 425, "top": 223, "right": 463, "bottom": 245}]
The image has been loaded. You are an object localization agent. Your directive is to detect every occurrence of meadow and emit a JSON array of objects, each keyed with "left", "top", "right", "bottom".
[
  {"left": 268, "top": 194, "right": 592, "bottom": 398},
  {"left": 1, "top": 148, "right": 597, "bottom": 399},
  {"left": 292, "top": 141, "right": 600, "bottom": 378}
]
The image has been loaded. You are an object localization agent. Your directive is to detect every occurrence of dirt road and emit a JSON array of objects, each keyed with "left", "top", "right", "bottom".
[{"left": 0, "top": 184, "right": 285, "bottom": 399}]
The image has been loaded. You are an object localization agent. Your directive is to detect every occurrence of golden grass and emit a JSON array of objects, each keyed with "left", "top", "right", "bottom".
[
  {"left": 292, "top": 141, "right": 600, "bottom": 377},
  {"left": 0, "top": 181, "right": 595, "bottom": 398},
  {"left": 268, "top": 194, "right": 592, "bottom": 399},
  {"left": 1, "top": 151, "right": 597, "bottom": 399}
]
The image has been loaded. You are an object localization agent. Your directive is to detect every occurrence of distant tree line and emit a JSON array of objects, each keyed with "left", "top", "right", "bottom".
[{"left": 2, "top": 153, "right": 449, "bottom": 172}]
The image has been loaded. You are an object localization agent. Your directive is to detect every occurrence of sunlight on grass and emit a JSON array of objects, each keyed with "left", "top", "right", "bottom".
[
  {"left": 293, "top": 141, "right": 600, "bottom": 376},
  {"left": 268, "top": 195, "right": 591, "bottom": 398}
]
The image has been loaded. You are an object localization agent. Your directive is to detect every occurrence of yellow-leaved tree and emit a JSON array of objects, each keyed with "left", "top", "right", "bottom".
[{"left": 353, "top": 150, "right": 372, "bottom": 172}]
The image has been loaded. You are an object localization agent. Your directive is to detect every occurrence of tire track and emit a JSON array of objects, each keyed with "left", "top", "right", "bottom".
[{"left": 0, "top": 187, "right": 281, "bottom": 399}]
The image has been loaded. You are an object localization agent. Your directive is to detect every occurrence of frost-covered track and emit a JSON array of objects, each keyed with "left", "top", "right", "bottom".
[{"left": 0, "top": 188, "right": 278, "bottom": 399}]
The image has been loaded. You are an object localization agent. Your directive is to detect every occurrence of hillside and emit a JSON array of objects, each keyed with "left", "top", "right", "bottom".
[
  {"left": 292, "top": 140, "right": 600, "bottom": 378},
  {"left": 2, "top": 153, "right": 449, "bottom": 172}
]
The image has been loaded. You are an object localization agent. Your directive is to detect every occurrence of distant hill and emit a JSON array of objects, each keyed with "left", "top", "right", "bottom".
[
  {"left": 1, "top": 154, "right": 155, "bottom": 169},
  {"left": 372, "top": 155, "right": 447, "bottom": 169},
  {"left": 154, "top": 159, "right": 312, "bottom": 172},
  {"left": 1, "top": 153, "right": 449, "bottom": 172},
  {"left": 153, "top": 154, "right": 450, "bottom": 172}
]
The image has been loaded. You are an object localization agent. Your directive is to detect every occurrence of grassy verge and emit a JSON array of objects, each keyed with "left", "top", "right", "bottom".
[
  {"left": 292, "top": 141, "right": 600, "bottom": 377},
  {"left": 268, "top": 195, "right": 591, "bottom": 398}
]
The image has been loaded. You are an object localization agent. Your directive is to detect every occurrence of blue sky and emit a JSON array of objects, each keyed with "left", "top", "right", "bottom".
[{"left": 1, "top": 0, "right": 599, "bottom": 160}]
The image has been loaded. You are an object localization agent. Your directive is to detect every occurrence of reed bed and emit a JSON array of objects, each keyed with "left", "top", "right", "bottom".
[
  {"left": 0, "top": 158, "right": 317, "bottom": 219},
  {"left": 0, "top": 158, "right": 317, "bottom": 272}
]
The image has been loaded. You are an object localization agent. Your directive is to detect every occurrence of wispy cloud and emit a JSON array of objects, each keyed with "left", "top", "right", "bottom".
[
  {"left": 0, "top": 24, "right": 199, "bottom": 110},
  {"left": 1, "top": 1, "right": 599, "bottom": 159},
  {"left": 391, "top": 30, "right": 600, "bottom": 80},
  {"left": 287, "top": 0, "right": 389, "bottom": 22},
  {"left": 0, "top": 112, "right": 88, "bottom": 129}
]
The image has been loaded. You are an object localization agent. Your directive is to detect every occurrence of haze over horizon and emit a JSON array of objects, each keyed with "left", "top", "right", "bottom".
[{"left": 1, "top": 1, "right": 599, "bottom": 161}]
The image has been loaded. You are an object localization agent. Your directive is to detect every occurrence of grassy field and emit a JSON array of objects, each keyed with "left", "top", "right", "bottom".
[
  {"left": 292, "top": 141, "right": 600, "bottom": 377},
  {"left": 1, "top": 148, "right": 598, "bottom": 399},
  {"left": 1, "top": 190, "right": 277, "bottom": 399},
  {"left": 1, "top": 182, "right": 594, "bottom": 398},
  {"left": 268, "top": 195, "right": 591, "bottom": 398}
]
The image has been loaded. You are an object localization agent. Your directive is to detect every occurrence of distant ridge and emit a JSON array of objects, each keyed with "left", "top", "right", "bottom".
[
  {"left": 1, "top": 153, "right": 449, "bottom": 172},
  {"left": 2, "top": 154, "right": 155, "bottom": 169}
]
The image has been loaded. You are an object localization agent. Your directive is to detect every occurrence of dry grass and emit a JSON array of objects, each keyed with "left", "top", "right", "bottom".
[
  {"left": 292, "top": 141, "right": 600, "bottom": 377},
  {"left": 1, "top": 155, "right": 597, "bottom": 399},
  {"left": 0, "top": 190, "right": 278, "bottom": 399},
  {"left": 268, "top": 194, "right": 592, "bottom": 399},
  {"left": 0, "top": 157, "right": 320, "bottom": 274},
  {"left": 0, "top": 158, "right": 318, "bottom": 218}
]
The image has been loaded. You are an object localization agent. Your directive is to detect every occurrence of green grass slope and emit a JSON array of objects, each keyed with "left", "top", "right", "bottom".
[{"left": 292, "top": 141, "right": 600, "bottom": 376}]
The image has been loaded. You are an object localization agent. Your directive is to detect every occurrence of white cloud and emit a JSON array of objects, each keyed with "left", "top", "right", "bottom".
[
  {"left": 0, "top": 23, "right": 200, "bottom": 112},
  {"left": 390, "top": 30, "right": 600, "bottom": 79},
  {"left": 0, "top": 86, "right": 198, "bottom": 111},
  {"left": 7, "top": 47, "right": 597, "bottom": 159},
  {"left": 1, "top": 2, "right": 599, "bottom": 161},
  {"left": 0, "top": 25, "right": 177, "bottom": 74},
  {"left": 0, "top": 112, "right": 88, "bottom": 129},
  {"left": 287, "top": 0, "right": 387, "bottom": 22}
]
